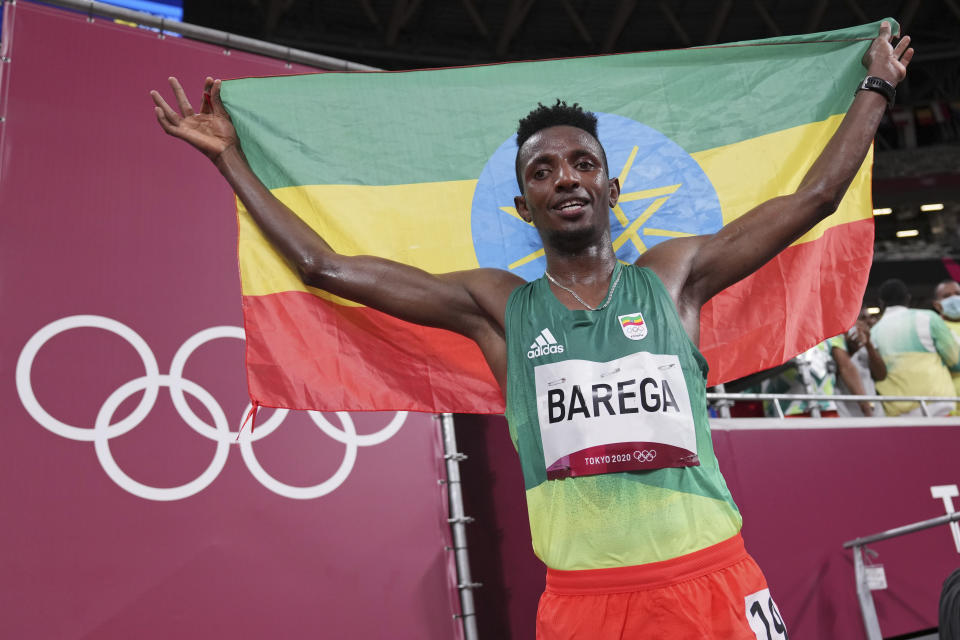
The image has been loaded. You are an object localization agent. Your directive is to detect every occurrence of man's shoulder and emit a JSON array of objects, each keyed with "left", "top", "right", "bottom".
[
  {"left": 633, "top": 236, "right": 705, "bottom": 297},
  {"left": 912, "top": 308, "right": 950, "bottom": 331},
  {"left": 876, "top": 306, "right": 913, "bottom": 326},
  {"left": 449, "top": 267, "right": 526, "bottom": 332},
  {"left": 459, "top": 267, "right": 525, "bottom": 297},
  {"left": 826, "top": 334, "right": 847, "bottom": 351}
]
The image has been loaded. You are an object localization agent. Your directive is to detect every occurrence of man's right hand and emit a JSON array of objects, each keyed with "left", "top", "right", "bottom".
[
  {"left": 150, "top": 76, "right": 238, "bottom": 163},
  {"left": 149, "top": 74, "right": 520, "bottom": 392}
]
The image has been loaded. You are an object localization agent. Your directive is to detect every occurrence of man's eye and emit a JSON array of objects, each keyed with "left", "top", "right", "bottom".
[
  {"left": 577, "top": 161, "right": 595, "bottom": 170},
  {"left": 534, "top": 169, "right": 549, "bottom": 179}
]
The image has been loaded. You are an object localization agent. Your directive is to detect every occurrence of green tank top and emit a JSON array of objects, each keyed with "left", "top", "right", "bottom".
[{"left": 505, "top": 263, "right": 742, "bottom": 570}]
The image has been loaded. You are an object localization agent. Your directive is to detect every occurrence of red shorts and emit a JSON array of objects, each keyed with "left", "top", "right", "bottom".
[{"left": 536, "top": 534, "right": 787, "bottom": 640}]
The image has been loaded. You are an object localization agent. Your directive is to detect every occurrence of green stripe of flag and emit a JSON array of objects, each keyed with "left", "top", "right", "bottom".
[{"left": 222, "top": 20, "right": 892, "bottom": 191}]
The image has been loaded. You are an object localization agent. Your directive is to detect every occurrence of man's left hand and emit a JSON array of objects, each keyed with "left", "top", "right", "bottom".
[{"left": 862, "top": 21, "right": 914, "bottom": 86}]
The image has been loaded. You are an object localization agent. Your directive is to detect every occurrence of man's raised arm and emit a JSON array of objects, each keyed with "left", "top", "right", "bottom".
[
  {"left": 643, "top": 22, "right": 912, "bottom": 322},
  {"left": 150, "top": 77, "right": 522, "bottom": 346}
]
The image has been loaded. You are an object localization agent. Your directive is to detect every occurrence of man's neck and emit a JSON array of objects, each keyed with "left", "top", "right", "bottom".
[
  {"left": 543, "top": 242, "right": 618, "bottom": 285},
  {"left": 542, "top": 241, "right": 621, "bottom": 310}
]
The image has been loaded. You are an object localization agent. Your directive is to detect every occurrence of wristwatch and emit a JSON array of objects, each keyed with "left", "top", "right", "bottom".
[{"left": 856, "top": 76, "right": 896, "bottom": 108}]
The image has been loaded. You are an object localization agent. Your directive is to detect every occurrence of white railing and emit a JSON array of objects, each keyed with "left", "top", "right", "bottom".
[{"left": 707, "top": 391, "right": 960, "bottom": 419}]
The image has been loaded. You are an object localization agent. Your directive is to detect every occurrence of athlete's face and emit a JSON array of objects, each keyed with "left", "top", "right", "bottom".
[{"left": 514, "top": 126, "right": 620, "bottom": 253}]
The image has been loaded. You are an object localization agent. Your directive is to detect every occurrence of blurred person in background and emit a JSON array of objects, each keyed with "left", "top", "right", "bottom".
[
  {"left": 830, "top": 308, "right": 886, "bottom": 417},
  {"left": 872, "top": 279, "right": 959, "bottom": 416},
  {"left": 933, "top": 279, "right": 960, "bottom": 399},
  {"left": 761, "top": 339, "right": 841, "bottom": 417}
]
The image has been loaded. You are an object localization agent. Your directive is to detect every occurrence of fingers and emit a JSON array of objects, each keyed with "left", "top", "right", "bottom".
[
  {"left": 901, "top": 47, "right": 915, "bottom": 68},
  {"left": 150, "top": 88, "right": 181, "bottom": 126},
  {"left": 200, "top": 76, "right": 215, "bottom": 113},
  {"left": 893, "top": 35, "right": 911, "bottom": 58},
  {"left": 863, "top": 21, "right": 914, "bottom": 80},
  {"left": 877, "top": 20, "right": 891, "bottom": 41},
  {"left": 153, "top": 106, "right": 176, "bottom": 135},
  {"left": 168, "top": 76, "right": 195, "bottom": 117},
  {"left": 210, "top": 78, "right": 228, "bottom": 116}
]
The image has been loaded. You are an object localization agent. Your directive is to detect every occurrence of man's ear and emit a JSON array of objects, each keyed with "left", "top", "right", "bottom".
[
  {"left": 934, "top": 300, "right": 944, "bottom": 313},
  {"left": 515, "top": 195, "right": 532, "bottom": 223},
  {"left": 608, "top": 177, "right": 621, "bottom": 208}
]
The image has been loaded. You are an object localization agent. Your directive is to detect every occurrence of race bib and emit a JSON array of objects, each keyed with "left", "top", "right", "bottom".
[
  {"left": 744, "top": 588, "right": 788, "bottom": 639},
  {"left": 535, "top": 352, "right": 699, "bottom": 479}
]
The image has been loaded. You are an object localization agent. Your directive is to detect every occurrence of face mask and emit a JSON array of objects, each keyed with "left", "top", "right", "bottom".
[{"left": 941, "top": 295, "right": 960, "bottom": 321}]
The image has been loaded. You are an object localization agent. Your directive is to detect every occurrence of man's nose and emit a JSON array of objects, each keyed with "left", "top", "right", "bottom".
[{"left": 555, "top": 163, "right": 580, "bottom": 190}]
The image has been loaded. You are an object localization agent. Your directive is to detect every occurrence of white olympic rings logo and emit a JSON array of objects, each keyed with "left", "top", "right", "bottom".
[
  {"left": 15, "top": 315, "right": 407, "bottom": 501},
  {"left": 633, "top": 449, "right": 657, "bottom": 462}
]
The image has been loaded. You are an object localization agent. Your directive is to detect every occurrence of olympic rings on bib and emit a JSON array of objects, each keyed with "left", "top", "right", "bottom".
[
  {"left": 633, "top": 449, "right": 657, "bottom": 463},
  {"left": 16, "top": 315, "right": 407, "bottom": 501}
]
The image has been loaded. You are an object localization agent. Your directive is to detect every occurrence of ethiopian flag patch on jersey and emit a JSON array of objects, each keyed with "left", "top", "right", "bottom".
[{"left": 619, "top": 312, "right": 648, "bottom": 341}]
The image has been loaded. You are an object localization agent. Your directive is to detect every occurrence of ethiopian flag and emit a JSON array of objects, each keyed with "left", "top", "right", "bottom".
[{"left": 222, "top": 21, "right": 888, "bottom": 414}]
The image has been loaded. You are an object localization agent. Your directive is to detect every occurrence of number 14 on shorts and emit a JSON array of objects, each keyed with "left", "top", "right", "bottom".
[{"left": 745, "top": 588, "right": 788, "bottom": 640}]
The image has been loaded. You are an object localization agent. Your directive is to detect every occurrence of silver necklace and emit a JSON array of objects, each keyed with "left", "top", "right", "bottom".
[{"left": 545, "top": 263, "right": 622, "bottom": 311}]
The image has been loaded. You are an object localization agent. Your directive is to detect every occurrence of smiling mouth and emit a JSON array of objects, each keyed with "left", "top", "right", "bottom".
[{"left": 552, "top": 198, "right": 589, "bottom": 217}]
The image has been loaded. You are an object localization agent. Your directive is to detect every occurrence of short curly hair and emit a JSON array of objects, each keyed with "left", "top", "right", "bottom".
[
  {"left": 514, "top": 100, "right": 607, "bottom": 191},
  {"left": 879, "top": 278, "right": 910, "bottom": 307}
]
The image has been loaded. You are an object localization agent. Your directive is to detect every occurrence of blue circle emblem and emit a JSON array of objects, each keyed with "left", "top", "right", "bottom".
[{"left": 470, "top": 112, "right": 723, "bottom": 281}]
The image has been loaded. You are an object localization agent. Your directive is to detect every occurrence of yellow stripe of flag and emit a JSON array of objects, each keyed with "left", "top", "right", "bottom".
[{"left": 239, "top": 114, "right": 871, "bottom": 299}]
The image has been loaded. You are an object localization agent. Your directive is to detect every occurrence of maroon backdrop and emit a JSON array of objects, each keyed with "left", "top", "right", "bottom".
[
  {"left": 2, "top": 3, "right": 461, "bottom": 638},
  {"left": 457, "top": 415, "right": 960, "bottom": 639}
]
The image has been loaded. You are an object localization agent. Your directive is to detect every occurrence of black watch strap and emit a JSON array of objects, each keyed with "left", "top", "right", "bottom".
[{"left": 857, "top": 76, "right": 896, "bottom": 108}]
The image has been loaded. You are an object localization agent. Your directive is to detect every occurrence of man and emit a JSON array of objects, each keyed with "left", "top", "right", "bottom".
[
  {"left": 760, "top": 328, "right": 881, "bottom": 418},
  {"left": 831, "top": 308, "right": 887, "bottom": 417},
  {"left": 933, "top": 279, "right": 960, "bottom": 397},
  {"left": 152, "top": 23, "right": 910, "bottom": 639},
  {"left": 873, "top": 278, "right": 959, "bottom": 416},
  {"left": 761, "top": 339, "right": 840, "bottom": 417}
]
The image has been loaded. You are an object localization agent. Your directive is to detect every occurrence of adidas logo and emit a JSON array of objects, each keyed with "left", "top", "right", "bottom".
[{"left": 527, "top": 328, "right": 565, "bottom": 359}]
